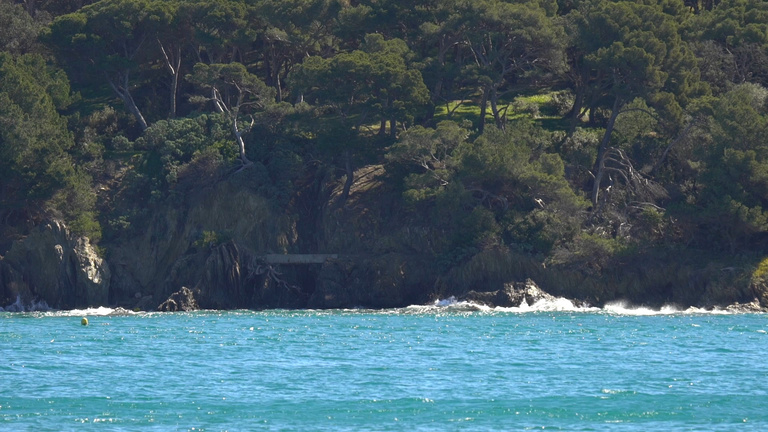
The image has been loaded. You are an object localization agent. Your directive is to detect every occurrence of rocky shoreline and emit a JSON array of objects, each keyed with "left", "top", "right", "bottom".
[
  {"left": 2, "top": 189, "right": 768, "bottom": 314},
  {"left": 2, "top": 220, "right": 766, "bottom": 313}
]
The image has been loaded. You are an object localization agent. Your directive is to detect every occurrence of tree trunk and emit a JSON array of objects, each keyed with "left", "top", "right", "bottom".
[
  {"left": 591, "top": 95, "right": 622, "bottom": 206},
  {"left": 232, "top": 114, "right": 252, "bottom": 166},
  {"left": 379, "top": 98, "right": 390, "bottom": 136},
  {"left": 478, "top": 85, "right": 489, "bottom": 134},
  {"left": 567, "top": 84, "right": 585, "bottom": 137},
  {"left": 169, "top": 68, "right": 179, "bottom": 118},
  {"left": 432, "top": 37, "right": 448, "bottom": 104},
  {"left": 490, "top": 86, "right": 504, "bottom": 130},
  {"left": 275, "top": 70, "right": 282, "bottom": 103},
  {"left": 107, "top": 71, "right": 148, "bottom": 132},
  {"left": 158, "top": 41, "right": 181, "bottom": 118}
]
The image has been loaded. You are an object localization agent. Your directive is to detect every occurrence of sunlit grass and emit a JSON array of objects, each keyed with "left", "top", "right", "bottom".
[{"left": 432, "top": 91, "right": 572, "bottom": 132}]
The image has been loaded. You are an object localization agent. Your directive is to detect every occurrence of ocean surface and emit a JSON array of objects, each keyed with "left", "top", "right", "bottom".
[{"left": 2, "top": 298, "right": 767, "bottom": 431}]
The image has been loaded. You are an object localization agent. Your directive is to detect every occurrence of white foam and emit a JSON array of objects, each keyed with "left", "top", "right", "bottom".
[
  {"left": 0, "top": 298, "right": 138, "bottom": 316},
  {"left": 682, "top": 306, "right": 731, "bottom": 315},
  {"left": 417, "top": 297, "right": 755, "bottom": 315},
  {"left": 603, "top": 301, "right": 679, "bottom": 316},
  {"left": 403, "top": 297, "right": 492, "bottom": 313},
  {"left": 529, "top": 297, "right": 599, "bottom": 312},
  {"left": 434, "top": 296, "right": 458, "bottom": 307},
  {"left": 51, "top": 307, "right": 137, "bottom": 317},
  {"left": 603, "top": 301, "right": 740, "bottom": 316},
  {"left": 419, "top": 295, "right": 597, "bottom": 313}
]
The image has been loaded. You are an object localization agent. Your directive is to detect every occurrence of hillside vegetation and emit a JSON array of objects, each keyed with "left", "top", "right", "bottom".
[{"left": 2, "top": 0, "right": 768, "bottom": 309}]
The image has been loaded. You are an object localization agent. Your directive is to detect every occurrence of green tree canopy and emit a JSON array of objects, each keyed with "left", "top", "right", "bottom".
[
  {"left": 45, "top": 0, "right": 154, "bottom": 130},
  {"left": 187, "top": 62, "right": 276, "bottom": 167}
]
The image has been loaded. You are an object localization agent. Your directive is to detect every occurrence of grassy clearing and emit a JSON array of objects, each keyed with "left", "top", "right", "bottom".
[{"left": 432, "top": 90, "right": 574, "bottom": 133}]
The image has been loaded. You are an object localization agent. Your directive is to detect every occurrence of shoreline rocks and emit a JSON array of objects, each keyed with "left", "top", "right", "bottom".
[
  {"left": 158, "top": 286, "right": 199, "bottom": 312},
  {"left": 459, "top": 278, "right": 587, "bottom": 308}
]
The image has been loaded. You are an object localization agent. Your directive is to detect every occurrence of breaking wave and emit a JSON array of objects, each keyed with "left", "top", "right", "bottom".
[
  {"left": 0, "top": 296, "right": 137, "bottom": 316},
  {"left": 602, "top": 301, "right": 734, "bottom": 316},
  {"left": 43, "top": 307, "right": 138, "bottom": 317},
  {"left": 416, "top": 297, "right": 753, "bottom": 315},
  {"left": 406, "top": 295, "right": 598, "bottom": 313}
]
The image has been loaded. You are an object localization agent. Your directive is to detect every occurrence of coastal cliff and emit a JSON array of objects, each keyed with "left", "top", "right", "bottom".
[
  {"left": 2, "top": 163, "right": 766, "bottom": 312},
  {"left": 0, "top": 220, "right": 109, "bottom": 309}
]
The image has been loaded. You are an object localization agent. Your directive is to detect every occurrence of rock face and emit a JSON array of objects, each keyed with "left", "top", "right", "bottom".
[
  {"left": 725, "top": 299, "right": 768, "bottom": 313},
  {"left": 106, "top": 180, "right": 298, "bottom": 310},
  {"left": 750, "top": 276, "right": 768, "bottom": 309},
  {"left": 151, "top": 241, "right": 310, "bottom": 311},
  {"left": 460, "top": 279, "right": 561, "bottom": 308},
  {"left": 308, "top": 254, "right": 428, "bottom": 309},
  {"left": 0, "top": 220, "right": 110, "bottom": 309},
  {"left": 158, "top": 286, "right": 199, "bottom": 312}
]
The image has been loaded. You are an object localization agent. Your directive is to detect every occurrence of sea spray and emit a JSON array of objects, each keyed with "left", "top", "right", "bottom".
[{"left": 0, "top": 295, "right": 51, "bottom": 312}]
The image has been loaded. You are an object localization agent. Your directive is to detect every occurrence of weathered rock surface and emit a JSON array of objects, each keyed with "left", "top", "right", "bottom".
[
  {"left": 158, "top": 286, "right": 199, "bottom": 312},
  {"left": 0, "top": 220, "right": 110, "bottom": 309},
  {"left": 107, "top": 180, "right": 295, "bottom": 308},
  {"left": 151, "top": 241, "right": 310, "bottom": 311},
  {"left": 460, "top": 278, "right": 569, "bottom": 308},
  {"left": 725, "top": 299, "right": 768, "bottom": 313}
]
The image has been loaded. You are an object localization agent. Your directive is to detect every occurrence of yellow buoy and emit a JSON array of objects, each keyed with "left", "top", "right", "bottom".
[{"left": 81, "top": 317, "right": 89, "bottom": 326}]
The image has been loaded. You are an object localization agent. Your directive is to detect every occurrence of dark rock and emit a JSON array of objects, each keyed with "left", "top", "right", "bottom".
[
  {"left": 191, "top": 241, "right": 307, "bottom": 309},
  {"left": 308, "top": 254, "right": 425, "bottom": 309},
  {"left": 309, "top": 259, "right": 356, "bottom": 308},
  {"left": 460, "top": 278, "right": 560, "bottom": 308},
  {"left": 133, "top": 295, "right": 156, "bottom": 311},
  {"left": 158, "top": 287, "right": 199, "bottom": 312}
]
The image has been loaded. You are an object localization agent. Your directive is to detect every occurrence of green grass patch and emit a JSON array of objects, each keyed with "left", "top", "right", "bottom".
[{"left": 433, "top": 90, "right": 573, "bottom": 133}]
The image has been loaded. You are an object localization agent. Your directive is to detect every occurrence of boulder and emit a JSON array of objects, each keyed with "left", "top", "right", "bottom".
[
  {"left": 460, "top": 278, "right": 560, "bottom": 308},
  {"left": 158, "top": 286, "right": 199, "bottom": 312}
]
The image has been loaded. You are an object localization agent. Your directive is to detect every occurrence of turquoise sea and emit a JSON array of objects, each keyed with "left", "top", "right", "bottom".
[{"left": 2, "top": 299, "right": 767, "bottom": 431}]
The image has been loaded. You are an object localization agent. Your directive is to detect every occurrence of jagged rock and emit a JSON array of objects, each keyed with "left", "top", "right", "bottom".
[
  {"left": 158, "top": 287, "right": 199, "bottom": 312},
  {"left": 460, "top": 279, "right": 560, "bottom": 308},
  {"left": 177, "top": 241, "right": 308, "bottom": 310},
  {"left": 725, "top": 299, "right": 768, "bottom": 313},
  {"left": 1, "top": 220, "right": 110, "bottom": 309}
]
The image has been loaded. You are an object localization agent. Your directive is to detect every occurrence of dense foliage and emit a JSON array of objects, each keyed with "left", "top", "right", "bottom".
[{"left": 2, "top": 0, "right": 768, "bottom": 298}]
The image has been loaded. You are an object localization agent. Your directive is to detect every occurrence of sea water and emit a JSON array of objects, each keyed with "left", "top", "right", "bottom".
[{"left": 1, "top": 300, "right": 767, "bottom": 431}]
